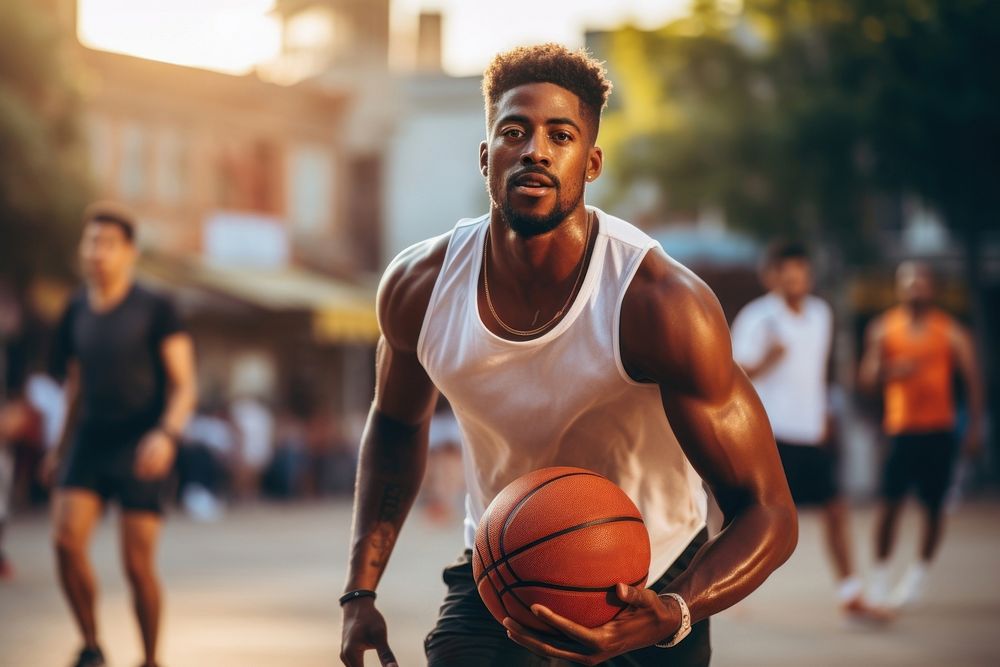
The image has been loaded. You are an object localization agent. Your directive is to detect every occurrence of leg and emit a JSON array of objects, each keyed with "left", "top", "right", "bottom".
[
  {"left": 822, "top": 499, "right": 854, "bottom": 580},
  {"left": 120, "top": 511, "right": 163, "bottom": 667},
  {"left": 52, "top": 489, "right": 105, "bottom": 649},
  {"left": 874, "top": 499, "right": 904, "bottom": 562},
  {"left": 918, "top": 503, "right": 946, "bottom": 562},
  {"left": 425, "top": 552, "right": 558, "bottom": 667}
]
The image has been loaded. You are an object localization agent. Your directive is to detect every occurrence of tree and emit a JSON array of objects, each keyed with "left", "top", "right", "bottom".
[
  {"left": 0, "top": 0, "right": 91, "bottom": 290},
  {"left": 600, "top": 0, "right": 1000, "bottom": 463}
]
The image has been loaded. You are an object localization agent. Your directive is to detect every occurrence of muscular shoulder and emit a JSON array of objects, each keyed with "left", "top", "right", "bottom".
[
  {"left": 620, "top": 248, "right": 733, "bottom": 395},
  {"left": 377, "top": 233, "right": 452, "bottom": 353}
]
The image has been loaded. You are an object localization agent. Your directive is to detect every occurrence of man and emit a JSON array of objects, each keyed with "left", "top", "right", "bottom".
[
  {"left": 42, "top": 203, "right": 197, "bottom": 667},
  {"left": 339, "top": 44, "right": 796, "bottom": 667},
  {"left": 859, "top": 261, "right": 983, "bottom": 611},
  {"left": 731, "top": 242, "right": 878, "bottom": 621}
]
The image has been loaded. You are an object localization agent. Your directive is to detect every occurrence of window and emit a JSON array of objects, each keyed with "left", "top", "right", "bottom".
[
  {"left": 119, "top": 122, "right": 148, "bottom": 200},
  {"left": 156, "top": 128, "right": 188, "bottom": 205},
  {"left": 287, "top": 145, "right": 334, "bottom": 234}
]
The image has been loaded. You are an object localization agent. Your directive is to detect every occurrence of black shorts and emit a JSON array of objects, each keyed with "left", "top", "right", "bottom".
[
  {"left": 881, "top": 430, "right": 957, "bottom": 512},
  {"left": 776, "top": 441, "right": 837, "bottom": 507},
  {"left": 58, "top": 421, "right": 168, "bottom": 514},
  {"left": 424, "top": 529, "right": 711, "bottom": 667}
]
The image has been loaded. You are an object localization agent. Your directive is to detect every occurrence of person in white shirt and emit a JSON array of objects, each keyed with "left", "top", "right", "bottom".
[{"left": 732, "top": 241, "right": 882, "bottom": 622}]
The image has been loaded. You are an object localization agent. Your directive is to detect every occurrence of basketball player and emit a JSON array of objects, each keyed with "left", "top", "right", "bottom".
[
  {"left": 732, "top": 242, "right": 879, "bottom": 621},
  {"left": 339, "top": 45, "right": 796, "bottom": 667},
  {"left": 859, "top": 261, "right": 983, "bottom": 611},
  {"left": 41, "top": 204, "right": 197, "bottom": 667}
]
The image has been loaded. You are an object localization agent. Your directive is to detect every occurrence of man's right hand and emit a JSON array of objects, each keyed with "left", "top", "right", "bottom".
[
  {"left": 38, "top": 452, "right": 60, "bottom": 488},
  {"left": 340, "top": 598, "right": 398, "bottom": 667}
]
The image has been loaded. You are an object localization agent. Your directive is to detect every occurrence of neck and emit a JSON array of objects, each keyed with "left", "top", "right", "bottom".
[
  {"left": 782, "top": 293, "right": 805, "bottom": 313},
  {"left": 488, "top": 205, "right": 591, "bottom": 290},
  {"left": 89, "top": 272, "right": 133, "bottom": 308},
  {"left": 904, "top": 302, "right": 930, "bottom": 319}
]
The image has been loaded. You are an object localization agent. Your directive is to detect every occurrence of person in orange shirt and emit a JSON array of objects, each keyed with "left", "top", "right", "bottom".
[{"left": 859, "top": 261, "right": 984, "bottom": 611}]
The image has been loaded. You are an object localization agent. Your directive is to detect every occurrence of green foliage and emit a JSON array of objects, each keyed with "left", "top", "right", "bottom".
[
  {"left": 0, "top": 0, "right": 91, "bottom": 288},
  {"left": 603, "top": 0, "right": 1000, "bottom": 261}
]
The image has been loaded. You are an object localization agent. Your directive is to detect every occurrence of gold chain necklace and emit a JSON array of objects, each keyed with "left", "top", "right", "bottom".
[{"left": 482, "top": 213, "right": 593, "bottom": 337}]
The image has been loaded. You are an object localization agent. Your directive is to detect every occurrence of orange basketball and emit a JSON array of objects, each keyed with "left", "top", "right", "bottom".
[{"left": 472, "top": 466, "right": 651, "bottom": 633}]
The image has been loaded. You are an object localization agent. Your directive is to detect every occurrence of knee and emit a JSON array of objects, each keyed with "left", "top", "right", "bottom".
[
  {"left": 123, "top": 551, "right": 156, "bottom": 585},
  {"left": 53, "top": 529, "right": 87, "bottom": 561}
]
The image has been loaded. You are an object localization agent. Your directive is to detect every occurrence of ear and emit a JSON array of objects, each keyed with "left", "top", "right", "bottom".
[
  {"left": 479, "top": 140, "right": 489, "bottom": 177},
  {"left": 585, "top": 145, "right": 604, "bottom": 183}
]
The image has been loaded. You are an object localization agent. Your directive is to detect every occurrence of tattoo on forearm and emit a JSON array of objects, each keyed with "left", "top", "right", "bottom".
[
  {"left": 378, "top": 484, "right": 404, "bottom": 523},
  {"left": 367, "top": 484, "right": 405, "bottom": 569}
]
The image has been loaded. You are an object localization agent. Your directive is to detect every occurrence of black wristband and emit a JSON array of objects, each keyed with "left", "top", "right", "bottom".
[{"left": 339, "top": 589, "right": 377, "bottom": 606}]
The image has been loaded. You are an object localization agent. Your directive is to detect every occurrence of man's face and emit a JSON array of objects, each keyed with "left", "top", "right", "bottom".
[
  {"left": 775, "top": 257, "right": 812, "bottom": 301},
  {"left": 80, "top": 221, "right": 135, "bottom": 284},
  {"left": 480, "top": 82, "right": 602, "bottom": 237},
  {"left": 896, "top": 262, "right": 934, "bottom": 307}
]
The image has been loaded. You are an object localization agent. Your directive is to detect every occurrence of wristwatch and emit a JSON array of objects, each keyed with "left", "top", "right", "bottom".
[{"left": 655, "top": 592, "right": 692, "bottom": 648}]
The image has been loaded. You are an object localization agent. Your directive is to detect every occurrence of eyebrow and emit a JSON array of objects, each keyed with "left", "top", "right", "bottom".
[{"left": 497, "top": 114, "right": 583, "bottom": 134}]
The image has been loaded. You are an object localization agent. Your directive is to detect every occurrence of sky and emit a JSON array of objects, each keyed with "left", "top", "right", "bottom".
[{"left": 77, "top": 0, "right": 692, "bottom": 77}]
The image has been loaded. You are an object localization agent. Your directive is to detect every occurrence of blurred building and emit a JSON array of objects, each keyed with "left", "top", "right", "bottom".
[{"left": 43, "top": 0, "right": 387, "bottom": 421}]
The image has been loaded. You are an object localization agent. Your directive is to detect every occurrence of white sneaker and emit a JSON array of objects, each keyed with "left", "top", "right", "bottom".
[
  {"left": 889, "top": 563, "right": 928, "bottom": 609},
  {"left": 868, "top": 563, "right": 892, "bottom": 608}
]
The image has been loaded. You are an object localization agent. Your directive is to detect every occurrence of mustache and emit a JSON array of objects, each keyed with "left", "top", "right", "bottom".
[{"left": 506, "top": 166, "right": 560, "bottom": 189}]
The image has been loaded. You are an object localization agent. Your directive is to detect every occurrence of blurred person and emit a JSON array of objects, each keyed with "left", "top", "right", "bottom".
[
  {"left": 340, "top": 44, "right": 796, "bottom": 667},
  {"left": 229, "top": 395, "right": 274, "bottom": 499},
  {"left": 859, "top": 261, "right": 983, "bottom": 611},
  {"left": 41, "top": 203, "right": 197, "bottom": 667},
  {"left": 731, "top": 242, "right": 879, "bottom": 621},
  {"left": 0, "top": 393, "right": 41, "bottom": 579},
  {"left": 264, "top": 410, "right": 308, "bottom": 498},
  {"left": 178, "top": 407, "right": 234, "bottom": 520}
]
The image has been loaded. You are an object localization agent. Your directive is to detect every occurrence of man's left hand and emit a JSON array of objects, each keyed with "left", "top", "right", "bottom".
[
  {"left": 134, "top": 429, "right": 177, "bottom": 479},
  {"left": 961, "top": 425, "right": 984, "bottom": 460},
  {"left": 503, "top": 583, "right": 680, "bottom": 665}
]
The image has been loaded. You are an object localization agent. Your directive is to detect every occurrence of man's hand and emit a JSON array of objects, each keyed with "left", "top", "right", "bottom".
[
  {"left": 961, "top": 424, "right": 984, "bottom": 460},
  {"left": 134, "top": 430, "right": 177, "bottom": 479},
  {"left": 39, "top": 451, "right": 61, "bottom": 488},
  {"left": 503, "top": 583, "right": 681, "bottom": 665},
  {"left": 340, "top": 598, "right": 398, "bottom": 667}
]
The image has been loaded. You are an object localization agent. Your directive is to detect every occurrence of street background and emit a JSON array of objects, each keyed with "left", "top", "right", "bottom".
[{"left": 2, "top": 501, "right": 998, "bottom": 666}]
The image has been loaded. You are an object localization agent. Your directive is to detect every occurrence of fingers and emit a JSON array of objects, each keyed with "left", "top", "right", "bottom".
[
  {"left": 340, "top": 641, "right": 396, "bottom": 667},
  {"left": 527, "top": 605, "right": 598, "bottom": 646},
  {"left": 504, "top": 618, "right": 594, "bottom": 664},
  {"left": 616, "top": 583, "right": 645, "bottom": 606},
  {"left": 377, "top": 646, "right": 398, "bottom": 667}
]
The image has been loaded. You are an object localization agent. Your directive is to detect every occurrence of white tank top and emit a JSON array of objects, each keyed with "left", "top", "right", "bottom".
[{"left": 416, "top": 207, "right": 707, "bottom": 579}]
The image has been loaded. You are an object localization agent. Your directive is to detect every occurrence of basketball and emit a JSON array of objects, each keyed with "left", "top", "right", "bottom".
[{"left": 472, "top": 466, "right": 651, "bottom": 633}]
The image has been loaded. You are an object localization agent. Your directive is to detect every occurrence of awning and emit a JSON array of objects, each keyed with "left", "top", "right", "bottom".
[{"left": 139, "top": 254, "right": 379, "bottom": 344}]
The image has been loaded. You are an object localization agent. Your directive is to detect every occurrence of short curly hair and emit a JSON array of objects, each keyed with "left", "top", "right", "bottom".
[{"left": 482, "top": 43, "right": 612, "bottom": 139}]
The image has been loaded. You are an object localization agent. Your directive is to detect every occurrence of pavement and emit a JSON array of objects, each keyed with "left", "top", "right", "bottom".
[{"left": 1, "top": 499, "right": 998, "bottom": 666}]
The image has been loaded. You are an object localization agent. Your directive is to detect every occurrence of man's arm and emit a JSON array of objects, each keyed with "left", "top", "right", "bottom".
[
  {"left": 506, "top": 251, "right": 796, "bottom": 664},
  {"left": 135, "top": 332, "right": 198, "bottom": 479},
  {"left": 858, "top": 316, "right": 886, "bottom": 395},
  {"left": 949, "top": 321, "right": 985, "bottom": 458},
  {"left": 40, "top": 362, "right": 81, "bottom": 486},
  {"left": 340, "top": 236, "right": 447, "bottom": 667},
  {"left": 731, "top": 304, "right": 785, "bottom": 380},
  {"left": 637, "top": 259, "right": 796, "bottom": 624}
]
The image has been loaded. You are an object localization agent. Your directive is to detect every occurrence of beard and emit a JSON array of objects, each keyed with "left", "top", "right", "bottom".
[{"left": 492, "top": 168, "right": 586, "bottom": 238}]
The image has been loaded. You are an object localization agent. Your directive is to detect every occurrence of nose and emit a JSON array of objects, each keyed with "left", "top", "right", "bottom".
[{"left": 520, "top": 131, "right": 551, "bottom": 168}]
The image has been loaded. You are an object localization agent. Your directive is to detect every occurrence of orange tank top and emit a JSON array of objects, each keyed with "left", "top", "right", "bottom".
[{"left": 881, "top": 307, "right": 955, "bottom": 434}]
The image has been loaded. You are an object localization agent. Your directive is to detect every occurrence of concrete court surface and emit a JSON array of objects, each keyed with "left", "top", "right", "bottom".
[{"left": 1, "top": 500, "right": 998, "bottom": 667}]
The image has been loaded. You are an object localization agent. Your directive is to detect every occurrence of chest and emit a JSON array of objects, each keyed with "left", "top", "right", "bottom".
[{"left": 72, "top": 305, "right": 155, "bottom": 364}]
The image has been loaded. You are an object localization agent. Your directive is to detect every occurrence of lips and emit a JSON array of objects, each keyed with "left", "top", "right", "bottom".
[{"left": 509, "top": 170, "right": 557, "bottom": 198}]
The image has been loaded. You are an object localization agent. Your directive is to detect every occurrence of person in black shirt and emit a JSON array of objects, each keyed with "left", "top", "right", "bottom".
[{"left": 42, "top": 203, "right": 197, "bottom": 667}]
